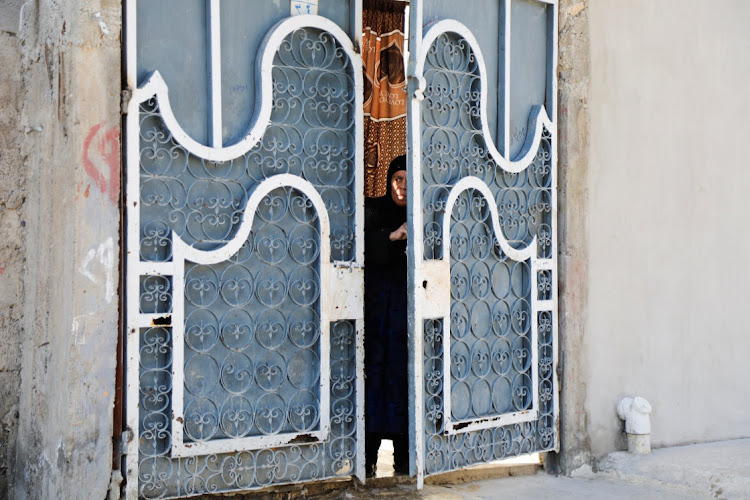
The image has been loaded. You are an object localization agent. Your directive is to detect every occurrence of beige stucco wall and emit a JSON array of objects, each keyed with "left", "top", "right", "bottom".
[{"left": 584, "top": 0, "right": 750, "bottom": 458}]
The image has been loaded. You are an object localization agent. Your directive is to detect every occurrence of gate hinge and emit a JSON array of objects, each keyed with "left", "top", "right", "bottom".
[
  {"left": 407, "top": 62, "right": 426, "bottom": 102},
  {"left": 121, "top": 89, "right": 132, "bottom": 114},
  {"left": 119, "top": 428, "right": 134, "bottom": 457}
]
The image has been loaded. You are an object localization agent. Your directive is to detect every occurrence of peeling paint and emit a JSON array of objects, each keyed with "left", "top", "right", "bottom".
[{"left": 151, "top": 315, "right": 171, "bottom": 326}]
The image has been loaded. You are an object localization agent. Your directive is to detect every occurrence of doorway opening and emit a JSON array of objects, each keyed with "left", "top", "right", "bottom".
[{"left": 361, "top": 0, "right": 410, "bottom": 479}]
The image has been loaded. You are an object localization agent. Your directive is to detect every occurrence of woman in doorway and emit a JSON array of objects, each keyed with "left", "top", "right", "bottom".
[{"left": 364, "top": 155, "right": 409, "bottom": 477}]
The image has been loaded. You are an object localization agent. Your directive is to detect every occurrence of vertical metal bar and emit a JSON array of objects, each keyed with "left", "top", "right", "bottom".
[
  {"left": 406, "top": 0, "right": 424, "bottom": 489},
  {"left": 170, "top": 250, "right": 185, "bottom": 451},
  {"left": 354, "top": 318, "right": 366, "bottom": 482},
  {"left": 352, "top": 0, "right": 366, "bottom": 481},
  {"left": 502, "top": 0, "right": 511, "bottom": 159},
  {"left": 124, "top": 1, "right": 140, "bottom": 497},
  {"left": 530, "top": 257, "right": 540, "bottom": 413},
  {"left": 353, "top": 0, "right": 365, "bottom": 270},
  {"left": 112, "top": 243, "right": 124, "bottom": 473},
  {"left": 114, "top": 0, "right": 131, "bottom": 474},
  {"left": 208, "top": 0, "right": 223, "bottom": 148},
  {"left": 547, "top": 0, "right": 558, "bottom": 130},
  {"left": 549, "top": 1, "right": 560, "bottom": 452}
]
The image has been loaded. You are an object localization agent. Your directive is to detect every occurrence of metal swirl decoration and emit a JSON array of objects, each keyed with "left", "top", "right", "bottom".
[
  {"left": 137, "top": 320, "right": 356, "bottom": 497},
  {"left": 134, "top": 26, "right": 359, "bottom": 497},
  {"left": 181, "top": 187, "right": 323, "bottom": 443},
  {"left": 138, "top": 28, "right": 356, "bottom": 262},
  {"left": 419, "top": 29, "right": 556, "bottom": 476}
]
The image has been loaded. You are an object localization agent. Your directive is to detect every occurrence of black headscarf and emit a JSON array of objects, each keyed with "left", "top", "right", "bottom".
[
  {"left": 382, "top": 154, "right": 407, "bottom": 219},
  {"left": 365, "top": 155, "right": 407, "bottom": 277}
]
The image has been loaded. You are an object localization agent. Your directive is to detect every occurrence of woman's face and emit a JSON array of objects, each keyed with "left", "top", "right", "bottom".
[{"left": 390, "top": 170, "right": 407, "bottom": 207}]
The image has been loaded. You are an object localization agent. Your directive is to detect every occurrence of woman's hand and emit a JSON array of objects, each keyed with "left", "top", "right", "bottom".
[{"left": 389, "top": 222, "right": 407, "bottom": 241}]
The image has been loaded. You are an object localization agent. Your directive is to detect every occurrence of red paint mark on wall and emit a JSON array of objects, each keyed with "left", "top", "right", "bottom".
[
  {"left": 83, "top": 123, "right": 120, "bottom": 205},
  {"left": 0, "top": 263, "right": 5, "bottom": 276},
  {"left": 75, "top": 181, "right": 92, "bottom": 201}
]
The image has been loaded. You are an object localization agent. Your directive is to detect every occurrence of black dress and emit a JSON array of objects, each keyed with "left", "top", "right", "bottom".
[{"left": 364, "top": 172, "right": 409, "bottom": 473}]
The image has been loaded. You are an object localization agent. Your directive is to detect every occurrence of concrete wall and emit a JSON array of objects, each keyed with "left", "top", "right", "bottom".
[
  {"left": 0, "top": 1, "right": 122, "bottom": 498},
  {"left": 556, "top": 0, "right": 592, "bottom": 473},
  {"left": 0, "top": 5, "right": 26, "bottom": 496},
  {"left": 582, "top": 0, "right": 750, "bottom": 459}
]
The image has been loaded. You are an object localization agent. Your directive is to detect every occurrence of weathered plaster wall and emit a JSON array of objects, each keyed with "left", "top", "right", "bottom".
[
  {"left": 556, "top": 0, "right": 591, "bottom": 473},
  {"left": 7, "top": 1, "right": 122, "bottom": 498},
  {"left": 585, "top": 0, "right": 750, "bottom": 459},
  {"left": 0, "top": 5, "right": 25, "bottom": 496}
]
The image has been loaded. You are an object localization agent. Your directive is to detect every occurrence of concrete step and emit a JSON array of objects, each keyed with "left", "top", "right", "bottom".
[{"left": 595, "top": 439, "right": 750, "bottom": 500}]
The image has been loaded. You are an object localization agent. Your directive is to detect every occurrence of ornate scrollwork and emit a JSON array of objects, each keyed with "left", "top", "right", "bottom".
[
  {"left": 420, "top": 30, "right": 555, "bottom": 477},
  {"left": 139, "top": 27, "right": 356, "bottom": 262},
  {"left": 136, "top": 26, "right": 359, "bottom": 497},
  {"left": 138, "top": 319, "right": 357, "bottom": 497},
  {"left": 180, "top": 188, "right": 325, "bottom": 434},
  {"left": 140, "top": 275, "right": 173, "bottom": 314}
]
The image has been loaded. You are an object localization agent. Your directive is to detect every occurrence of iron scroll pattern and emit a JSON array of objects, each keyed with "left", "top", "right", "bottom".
[
  {"left": 181, "top": 187, "right": 325, "bottom": 443},
  {"left": 135, "top": 28, "right": 359, "bottom": 496},
  {"left": 420, "top": 32, "right": 555, "bottom": 474},
  {"left": 138, "top": 28, "right": 356, "bottom": 261},
  {"left": 137, "top": 320, "right": 356, "bottom": 497}
]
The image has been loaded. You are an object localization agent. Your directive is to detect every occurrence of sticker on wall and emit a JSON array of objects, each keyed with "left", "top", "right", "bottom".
[{"left": 291, "top": 0, "right": 318, "bottom": 16}]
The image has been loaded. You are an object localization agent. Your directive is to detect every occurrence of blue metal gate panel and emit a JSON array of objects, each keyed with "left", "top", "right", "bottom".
[
  {"left": 126, "top": 8, "right": 364, "bottom": 498},
  {"left": 407, "top": 0, "right": 558, "bottom": 485}
]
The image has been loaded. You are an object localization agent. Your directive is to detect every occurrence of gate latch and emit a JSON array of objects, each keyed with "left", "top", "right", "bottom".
[{"left": 334, "top": 261, "right": 363, "bottom": 274}]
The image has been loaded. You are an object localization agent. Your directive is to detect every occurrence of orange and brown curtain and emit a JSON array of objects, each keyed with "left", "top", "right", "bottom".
[{"left": 362, "top": 0, "right": 407, "bottom": 198}]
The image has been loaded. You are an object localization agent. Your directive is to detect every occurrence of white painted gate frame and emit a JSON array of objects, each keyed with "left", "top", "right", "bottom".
[
  {"left": 123, "top": 4, "right": 366, "bottom": 498},
  {"left": 405, "top": 0, "right": 559, "bottom": 488}
]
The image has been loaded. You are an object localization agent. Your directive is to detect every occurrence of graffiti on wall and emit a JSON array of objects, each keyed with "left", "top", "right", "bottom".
[{"left": 83, "top": 123, "right": 120, "bottom": 205}]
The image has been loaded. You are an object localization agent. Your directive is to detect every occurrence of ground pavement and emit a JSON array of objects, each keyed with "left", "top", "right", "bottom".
[{"left": 335, "top": 438, "right": 750, "bottom": 499}]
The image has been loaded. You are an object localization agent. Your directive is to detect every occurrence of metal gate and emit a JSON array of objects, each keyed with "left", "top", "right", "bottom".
[
  {"left": 124, "top": 0, "right": 557, "bottom": 497},
  {"left": 124, "top": 2, "right": 364, "bottom": 497},
  {"left": 405, "top": 0, "right": 559, "bottom": 487}
]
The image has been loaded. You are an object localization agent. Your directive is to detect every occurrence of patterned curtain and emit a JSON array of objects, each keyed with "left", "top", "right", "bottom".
[{"left": 362, "top": 0, "right": 407, "bottom": 198}]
